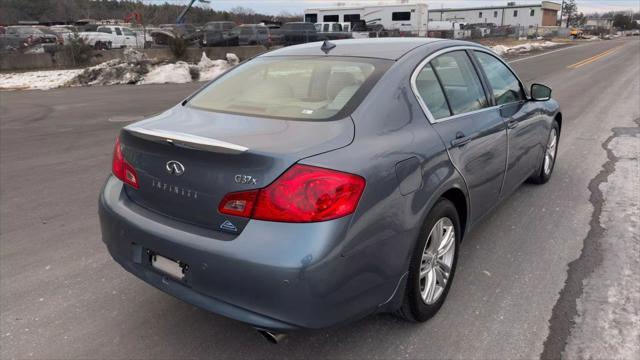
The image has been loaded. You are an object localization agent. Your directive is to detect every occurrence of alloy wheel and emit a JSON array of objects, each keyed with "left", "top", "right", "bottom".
[
  {"left": 544, "top": 128, "right": 558, "bottom": 175},
  {"left": 420, "top": 217, "right": 456, "bottom": 305}
]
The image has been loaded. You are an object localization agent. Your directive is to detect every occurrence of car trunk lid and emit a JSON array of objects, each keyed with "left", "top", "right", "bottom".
[{"left": 119, "top": 105, "right": 354, "bottom": 235}]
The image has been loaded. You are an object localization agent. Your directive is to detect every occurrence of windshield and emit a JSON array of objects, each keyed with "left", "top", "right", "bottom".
[{"left": 188, "top": 56, "right": 389, "bottom": 120}]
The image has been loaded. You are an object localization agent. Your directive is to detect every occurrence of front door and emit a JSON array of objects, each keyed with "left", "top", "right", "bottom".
[
  {"left": 472, "top": 51, "right": 543, "bottom": 196},
  {"left": 414, "top": 50, "right": 508, "bottom": 224}
]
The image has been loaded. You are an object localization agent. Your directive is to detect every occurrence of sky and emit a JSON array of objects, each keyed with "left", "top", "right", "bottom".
[{"left": 184, "top": 0, "right": 640, "bottom": 15}]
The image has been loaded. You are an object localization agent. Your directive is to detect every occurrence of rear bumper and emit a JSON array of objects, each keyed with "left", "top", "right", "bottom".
[{"left": 99, "top": 176, "right": 396, "bottom": 330}]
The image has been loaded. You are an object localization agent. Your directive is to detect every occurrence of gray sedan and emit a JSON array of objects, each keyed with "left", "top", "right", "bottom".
[{"left": 99, "top": 38, "right": 561, "bottom": 342}]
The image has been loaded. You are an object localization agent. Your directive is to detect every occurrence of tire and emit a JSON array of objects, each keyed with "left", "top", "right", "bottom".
[
  {"left": 529, "top": 120, "right": 560, "bottom": 184},
  {"left": 396, "top": 198, "right": 461, "bottom": 322}
]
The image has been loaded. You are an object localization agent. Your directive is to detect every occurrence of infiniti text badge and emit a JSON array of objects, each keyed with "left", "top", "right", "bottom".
[{"left": 166, "top": 160, "right": 185, "bottom": 176}]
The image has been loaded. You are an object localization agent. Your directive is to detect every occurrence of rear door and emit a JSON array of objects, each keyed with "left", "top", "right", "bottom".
[
  {"left": 472, "top": 50, "right": 543, "bottom": 196},
  {"left": 413, "top": 50, "right": 508, "bottom": 224}
]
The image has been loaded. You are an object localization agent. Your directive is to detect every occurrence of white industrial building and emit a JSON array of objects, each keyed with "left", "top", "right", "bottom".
[{"left": 428, "top": 1, "right": 561, "bottom": 28}]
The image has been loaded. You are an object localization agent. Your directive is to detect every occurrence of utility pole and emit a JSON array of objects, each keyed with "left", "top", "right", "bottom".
[{"left": 559, "top": 0, "right": 565, "bottom": 27}]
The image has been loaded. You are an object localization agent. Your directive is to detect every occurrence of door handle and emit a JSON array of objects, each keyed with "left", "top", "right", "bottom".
[
  {"left": 507, "top": 119, "right": 519, "bottom": 129},
  {"left": 451, "top": 132, "right": 472, "bottom": 147}
]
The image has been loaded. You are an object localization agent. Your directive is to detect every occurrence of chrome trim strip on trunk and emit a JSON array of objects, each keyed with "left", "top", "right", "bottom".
[{"left": 124, "top": 126, "right": 249, "bottom": 154}]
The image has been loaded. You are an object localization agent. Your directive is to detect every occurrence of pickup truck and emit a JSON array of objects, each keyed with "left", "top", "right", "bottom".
[
  {"left": 313, "top": 22, "right": 353, "bottom": 40},
  {"left": 270, "top": 22, "right": 321, "bottom": 46},
  {"left": 79, "top": 25, "right": 147, "bottom": 50}
]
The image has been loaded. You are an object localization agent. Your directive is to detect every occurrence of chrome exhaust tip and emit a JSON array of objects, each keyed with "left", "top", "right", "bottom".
[{"left": 256, "top": 329, "right": 288, "bottom": 344}]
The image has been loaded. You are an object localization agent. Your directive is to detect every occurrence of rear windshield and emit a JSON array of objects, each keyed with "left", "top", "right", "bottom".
[{"left": 189, "top": 56, "right": 390, "bottom": 120}]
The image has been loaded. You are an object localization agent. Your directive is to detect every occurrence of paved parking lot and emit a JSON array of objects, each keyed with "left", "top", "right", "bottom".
[{"left": 1, "top": 38, "right": 638, "bottom": 359}]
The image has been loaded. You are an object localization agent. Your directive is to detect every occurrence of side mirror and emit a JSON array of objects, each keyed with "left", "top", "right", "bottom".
[{"left": 531, "top": 83, "right": 552, "bottom": 101}]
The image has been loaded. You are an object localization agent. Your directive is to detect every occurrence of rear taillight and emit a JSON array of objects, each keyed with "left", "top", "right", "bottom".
[
  {"left": 219, "top": 164, "right": 365, "bottom": 223},
  {"left": 112, "top": 136, "right": 139, "bottom": 189}
]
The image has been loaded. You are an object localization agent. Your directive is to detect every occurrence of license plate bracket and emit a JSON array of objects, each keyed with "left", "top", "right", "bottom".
[{"left": 150, "top": 253, "right": 187, "bottom": 280}]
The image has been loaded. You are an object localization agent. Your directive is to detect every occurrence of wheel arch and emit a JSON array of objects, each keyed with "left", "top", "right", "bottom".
[
  {"left": 439, "top": 187, "right": 468, "bottom": 240},
  {"left": 555, "top": 112, "right": 562, "bottom": 133}
]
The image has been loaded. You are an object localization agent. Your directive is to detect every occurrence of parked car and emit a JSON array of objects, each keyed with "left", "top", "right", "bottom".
[
  {"left": 270, "top": 22, "right": 320, "bottom": 45},
  {"left": 79, "top": 25, "right": 146, "bottom": 49},
  {"left": 0, "top": 26, "right": 57, "bottom": 50},
  {"left": 49, "top": 25, "right": 77, "bottom": 45},
  {"left": 314, "top": 22, "right": 353, "bottom": 40},
  {"left": 230, "top": 24, "right": 270, "bottom": 46},
  {"left": 152, "top": 24, "right": 200, "bottom": 46},
  {"left": 99, "top": 39, "right": 561, "bottom": 342},
  {"left": 200, "top": 21, "right": 238, "bottom": 47}
]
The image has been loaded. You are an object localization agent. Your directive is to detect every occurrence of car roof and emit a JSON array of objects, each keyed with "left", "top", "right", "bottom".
[{"left": 262, "top": 38, "right": 455, "bottom": 60}]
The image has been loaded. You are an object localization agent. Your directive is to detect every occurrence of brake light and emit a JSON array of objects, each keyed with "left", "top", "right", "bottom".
[
  {"left": 112, "top": 136, "right": 139, "bottom": 189},
  {"left": 218, "top": 165, "right": 365, "bottom": 223}
]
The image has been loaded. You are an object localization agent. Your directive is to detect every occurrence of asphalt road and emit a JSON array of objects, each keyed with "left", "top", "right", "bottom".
[{"left": 1, "top": 38, "right": 639, "bottom": 359}]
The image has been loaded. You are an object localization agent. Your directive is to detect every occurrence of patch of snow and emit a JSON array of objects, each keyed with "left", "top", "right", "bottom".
[
  {"left": 196, "top": 52, "right": 236, "bottom": 82},
  {"left": 0, "top": 52, "right": 239, "bottom": 91},
  {"left": 0, "top": 69, "right": 83, "bottom": 90},
  {"left": 491, "top": 41, "right": 561, "bottom": 56},
  {"left": 563, "top": 132, "right": 640, "bottom": 359},
  {"left": 140, "top": 61, "right": 194, "bottom": 85}
]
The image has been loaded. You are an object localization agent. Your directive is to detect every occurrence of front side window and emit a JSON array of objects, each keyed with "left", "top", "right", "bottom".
[
  {"left": 430, "top": 51, "right": 488, "bottom": 115},
  {"left": 415, "top": 63, "right": 451, "bottom": 120},
  {"left": 514, "top": 10, "right": 518, "bottom": 17},
  {"left": 392, "top": 12, "right": 411, "bottom": 21},
  {"left": 123, "top": 28, "right": 135, "bottom": 36},
  {"left": 189, "top": 57, "right": 388, "bottom": 120},
  {"left": 474, "top": 51, "right": 524, "bottom": 105},
  {"left": 530, "top": 9, "right": 535, "bottom": 16},
  {"left": 114, "top": 27, "right": 122, "bottom": 35},
  {"left": 97, "top": 27, "right": 112, "bottom": 34}
]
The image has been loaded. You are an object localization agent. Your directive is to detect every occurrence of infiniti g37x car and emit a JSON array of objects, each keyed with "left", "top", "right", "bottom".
[{"left": 99, "top": 39, "right": 561, "bottom": 336}]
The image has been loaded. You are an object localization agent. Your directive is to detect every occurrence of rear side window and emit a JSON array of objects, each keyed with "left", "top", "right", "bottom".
[
  {"left": 430, "top": 51, "right": 488, "bottom": 115},
  {"left": 392, "top": 12, "right": 411, "bottom": 21},
  {"left": 98, "top": 27, "right": 112, "bottom": 34},
  {"left": 415, "top": 64, "right": 451, "bottom": 120},
  {"left": 474, "top": 51, "right": 524, "bottom": 105},
  {"left": 189, "top": 57, "right": 390, "bottom": 121},
  {"left": 114, "top": 27, "right": 122, "bottom": 36}
]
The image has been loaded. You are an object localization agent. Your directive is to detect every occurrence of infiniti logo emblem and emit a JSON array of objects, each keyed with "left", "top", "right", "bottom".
[{"left": 165, "top": 160, "right": 185, "bottom": 176}]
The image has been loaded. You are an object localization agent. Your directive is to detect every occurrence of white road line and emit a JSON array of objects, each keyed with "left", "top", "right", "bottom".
[{"left": 508, "top": 43, "right": 593, "bottom": 63}]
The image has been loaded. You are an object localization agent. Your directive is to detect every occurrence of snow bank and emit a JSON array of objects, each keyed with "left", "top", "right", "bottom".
[
  {"left": 198, "top": 52, "right": 238, "bottom": 82},
  {"left": 0, "top": 69, "right": 84, "bottom": 90},
  {"left": 141, "top": 61, "right": 194, "bottom": 85},
  {"left": 491, "top": 41, "right": 561, "bottom": 56},
  {"left": 0, "top": 50, "right": 237, "bottom": 91}
]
